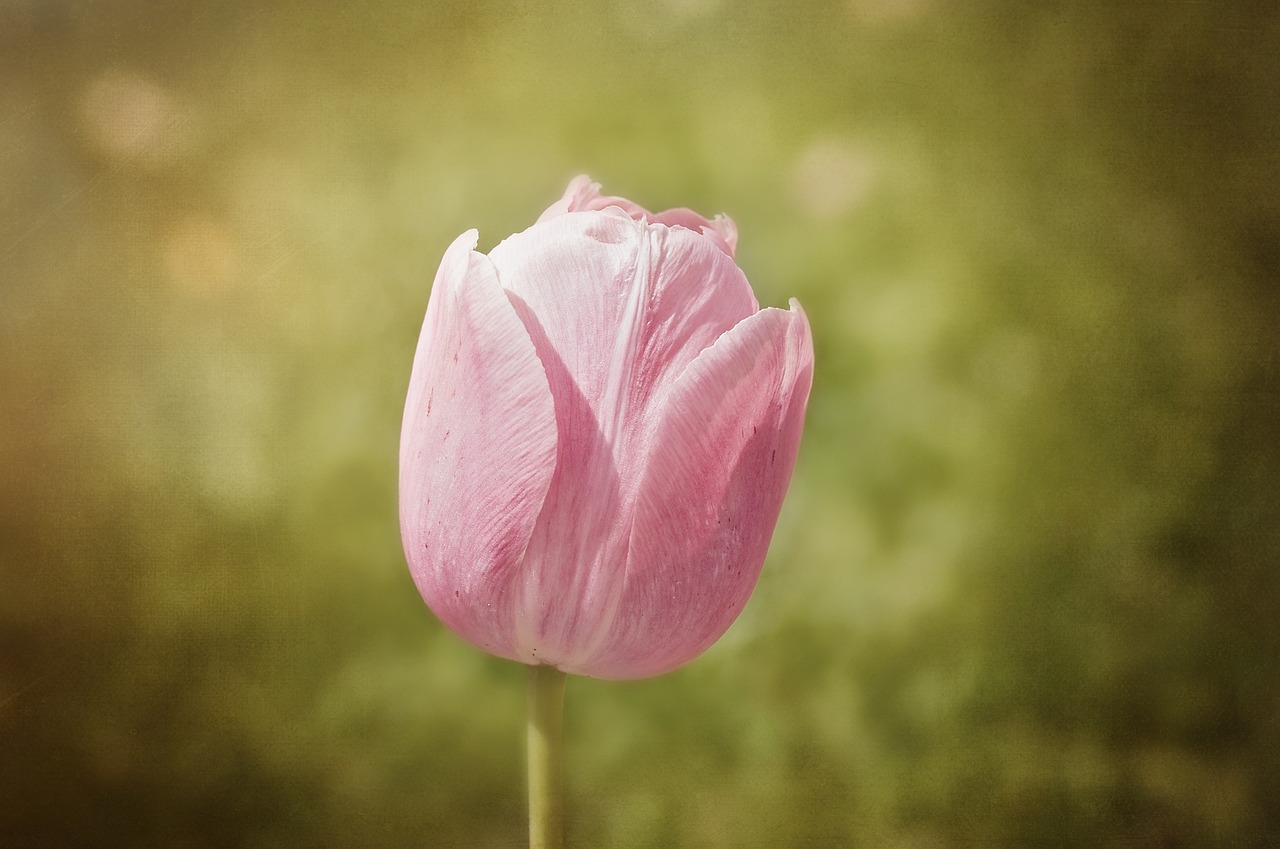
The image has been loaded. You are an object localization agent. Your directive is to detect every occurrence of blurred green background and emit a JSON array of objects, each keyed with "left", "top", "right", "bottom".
[{"left": 3, "top": 0, "right": 1278, "bottom": 846}]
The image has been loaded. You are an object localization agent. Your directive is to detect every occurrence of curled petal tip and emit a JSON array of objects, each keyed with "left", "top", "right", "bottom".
[{"left": 538, "top": 175, "right": 603, "bottom": 222}]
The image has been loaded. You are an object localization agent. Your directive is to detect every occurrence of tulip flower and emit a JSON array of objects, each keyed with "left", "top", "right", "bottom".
[
  {"left": 400, "top": 175, "right": 812, "bottom": 678},
  {"left": 398, "top": 176, "right": 813, "bottom": 847}
]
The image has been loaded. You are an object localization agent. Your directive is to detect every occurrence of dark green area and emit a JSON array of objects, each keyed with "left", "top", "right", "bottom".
[{"left": 2, "top": 1, "right": 1277, "bottom": 846}]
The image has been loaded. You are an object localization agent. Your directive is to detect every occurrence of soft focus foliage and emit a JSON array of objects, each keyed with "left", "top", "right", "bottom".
[{"left": 2, "top": 1, "right": 1277, "bottom": 847}]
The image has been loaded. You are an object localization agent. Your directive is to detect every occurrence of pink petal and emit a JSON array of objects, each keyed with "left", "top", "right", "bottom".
[
  {"left": 649, "top": 208, "right": 738, "bottom": 257},
  {"left": 535, "top": 175, "right": 621, "bottom": 222},
  {"left": 581, "top": 301, "right": 814, "bottom": 679},
  {"left": 399, "top": 229, "right": 558, "bottom": 662},
  {"left": 538, "top": 176, "right": 737, "bottom": 256},
  {"left": 486, "top": 211, "right": 759, "bottom": 668}
]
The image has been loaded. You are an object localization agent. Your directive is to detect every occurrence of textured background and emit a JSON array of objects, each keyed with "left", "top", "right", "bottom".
[{"left": 2, "top": 1, "right": 1278, "bottom": 846}]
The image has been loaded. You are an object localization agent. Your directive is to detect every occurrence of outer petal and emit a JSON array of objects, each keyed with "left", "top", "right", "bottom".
[
  {"left": 486, "top": 210, "right": 759, "bottom": 668},
  {"left": 399, "top": 229, "right": 557, "bottom": 662},
  {"left": 581, "top": 301, "right": 814, "bottom": 679}
]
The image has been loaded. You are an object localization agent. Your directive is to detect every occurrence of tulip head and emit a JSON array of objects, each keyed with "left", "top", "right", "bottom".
[{"left": 400, "top": 177, "right": 813, "bottom": 679}]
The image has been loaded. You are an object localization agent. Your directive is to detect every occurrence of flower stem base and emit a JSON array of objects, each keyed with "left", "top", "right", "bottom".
[{"left": 527, "top": 663, "right": 567, "bottom": 849}]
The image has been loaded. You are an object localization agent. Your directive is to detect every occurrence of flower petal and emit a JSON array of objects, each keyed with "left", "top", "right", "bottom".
[
  {"left": 649, "top": 208, "right": 738, "bottom": 257},
  {"left": 487, "top": 211, "right": 759, "bottom": 668},
  {"left": 399, "top": 229, "right": 558, "bottom": 662},
  {"left": 582, "top": 301, "right": 814, "bottom": 679},
  {"left": 538, "top": 176, "right": 737, "bottom": 256},
  {"left": 535, "top": 175, "right": 622, "bottom": 222}
]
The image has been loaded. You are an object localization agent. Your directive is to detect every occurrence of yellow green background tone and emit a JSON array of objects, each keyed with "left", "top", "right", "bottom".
[{"left": 2, "top": 1, "right": 1277, "bottom": 846}]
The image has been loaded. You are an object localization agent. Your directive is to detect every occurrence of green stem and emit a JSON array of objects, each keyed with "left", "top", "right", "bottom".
[{"left": 527, "top": 663, "right": 567, "bottom": 849}]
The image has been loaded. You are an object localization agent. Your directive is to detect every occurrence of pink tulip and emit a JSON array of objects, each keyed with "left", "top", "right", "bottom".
[{"left": 399, "top": 176, "right": 813, "bottom": 680}]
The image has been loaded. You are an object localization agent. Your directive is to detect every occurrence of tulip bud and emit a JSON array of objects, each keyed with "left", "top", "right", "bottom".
[{"left": 400, "top": 176, "right": 813, "bottom": 679}]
